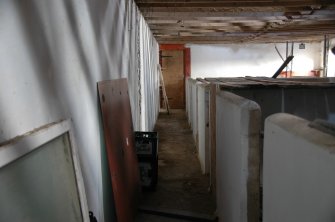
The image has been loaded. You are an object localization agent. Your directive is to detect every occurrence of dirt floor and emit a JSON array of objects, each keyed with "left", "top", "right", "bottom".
[{"left": 136, "top": 109, "right": 216, "bottom": 221}]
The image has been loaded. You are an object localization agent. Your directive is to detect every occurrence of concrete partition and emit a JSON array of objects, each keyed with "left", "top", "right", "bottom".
[
  {"left": 197, "top": 83, "right": 210, "bottom": 174},
  {"left": 185, "top": 77, "right": 192, "bottom": 123},
  {"left": 191, "top": 80, "right": 199, "bottom": 143},
  {"left": 230, "top": 87, "right": 335, "bottom": 125},
  {"left": 263, "top": 113, "right": 335, "bottom": 222},
  {"left": 216, "top": 91, "right": 261, "bottom": 222}
]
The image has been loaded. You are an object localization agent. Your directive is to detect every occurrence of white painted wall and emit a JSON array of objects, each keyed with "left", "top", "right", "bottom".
[
  {"left": 216, "top": 91, "right": 261, "bottom": 222},
  {"left": 189, "top": 42, "right": 323, "bottom": 78},
  {"left": 0, "top": 1, "right": 159, "bottom": 221},
  {"left": 263, "top": 113, "right": 335, "bottom": 222}
]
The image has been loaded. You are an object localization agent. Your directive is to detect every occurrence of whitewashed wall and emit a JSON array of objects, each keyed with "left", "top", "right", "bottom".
[
  {"left": 0, "top": 1, "right": 159, "bottom": 221},
  {"left": 263, "top": 113, "right": 335, "bottom": 222},
  {"left": 189, "top": 42, "right": 323, "bottom": 78}
]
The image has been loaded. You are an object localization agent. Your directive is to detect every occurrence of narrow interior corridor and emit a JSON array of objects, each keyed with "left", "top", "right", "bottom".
[{"left": 137, "top": 109, "right": 216, "bottom": 221}]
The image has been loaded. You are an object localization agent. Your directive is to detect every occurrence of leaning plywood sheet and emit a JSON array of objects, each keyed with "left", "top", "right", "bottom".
[
  {"left": 216, "top": 91, "right": 261, "bottom": 222},
  {"left": 263, "top": 113, "right": 335, "bottom": 222},
  {"left": 98, "top": 79, "right": 140, "bottom": 222}
]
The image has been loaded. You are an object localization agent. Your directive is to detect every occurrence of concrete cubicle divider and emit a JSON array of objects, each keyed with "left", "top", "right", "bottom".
[
  {"left": 216, "top": 91, "right": 261, "bottom": 222},
  {"left": 263, "top": 113, "right": 335, "bottom": 222},
  {"left": 197, "top": 83, "right": 210, "bottom": 174},
  {"left": 187, "top": 77, "right": 335, "bottom": 221},
  {"left": 211, "top": 77, "right": 335, "bottom": 222},
  {"left": 186, "top": 78, "right": 212, "bottom": 175},
  {"left": 191, "top": 80, "right": 199, "bottom": 144},
  {"left": 185, "top": 77, "right": 192, "bottom": 125},
  {"left": 186, "top": 78, "right": 202, "bottom": 150}
]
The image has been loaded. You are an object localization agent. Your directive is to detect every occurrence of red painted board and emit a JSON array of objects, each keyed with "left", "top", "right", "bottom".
[
  {"left": 98, "top": 79, "right": 140, "bottom": 222},
  {"left": 160, "top": 44, "right": 185, "bottom": 50}
]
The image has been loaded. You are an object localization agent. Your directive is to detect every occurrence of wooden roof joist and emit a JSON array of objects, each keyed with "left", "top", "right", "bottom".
[
  {"left": 134, "top": 0, "right": 335, "bottom": 43},
  {"left": 136, "top": 0, "right": 335, "bottom": 8}
]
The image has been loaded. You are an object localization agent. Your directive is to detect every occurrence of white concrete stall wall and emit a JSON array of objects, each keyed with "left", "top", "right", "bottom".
[
  {"left": 189, "top": 42, "right": 325, "bottom": 78},
  {"left": 186, "top": 77, "right": 192, "bottom": 124},
  {"left": 186, "top": 78, "right": 199, "bottom": 138},
  {"left": 216, "top": 91, "right": 261, "bottom": 222},
  {"left": 197, "top": 84, "right": 210, "bottom": 174},
  {"left": 263, "top": 114, "right": 335, "bottom": 222},
  {"left": 191, "top": 82, "right": 199, "bottom": 143},
  {"left": 0, "top": 1, "right": 159, "bottom": 222}
]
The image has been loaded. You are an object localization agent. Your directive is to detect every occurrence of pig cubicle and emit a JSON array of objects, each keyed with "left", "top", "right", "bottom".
[
  {"left": 263, "top": 113, "right": 335, "bottom": 222},
  {"left": 186, "top": 77, "right": 335, "bottom": 222}
]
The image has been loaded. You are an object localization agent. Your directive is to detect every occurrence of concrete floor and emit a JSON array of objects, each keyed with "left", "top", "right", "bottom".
[{"left": 136, "top": 109, "right": 216, "bottom": 221}]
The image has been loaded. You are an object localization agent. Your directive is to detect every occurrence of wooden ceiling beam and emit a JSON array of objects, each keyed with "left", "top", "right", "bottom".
[
  {"left": 136, "top": 1, "right": 335, "bottom": 8},
  {"left": 134, "top": 0, "right": 335, "bottom": 43},
  {"left": 142, "top": 9, "right": 335, "bottom": 18},
  {"left": 154, "top": 28, "right": 335, "bottom": 37},
  {"left": 155, "top": 34, "right": 332, "bottom": 44}
]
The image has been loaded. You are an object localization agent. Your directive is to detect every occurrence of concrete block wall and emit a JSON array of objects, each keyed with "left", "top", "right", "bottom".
[
  {"left": 263, "top": 113, "right": 335, "bottom": 222},
  {"left": 197, "top": 83, "right": 210, "bottom": 174},
  {"left": 216, "top": 91, "right": 261, "bottom": 222}
]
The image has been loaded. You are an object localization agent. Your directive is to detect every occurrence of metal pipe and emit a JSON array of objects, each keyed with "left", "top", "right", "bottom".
[
  {"left": 274, "top": 44, "right": 285, "bottom": 62},
  {"left": 286, "top": 41, "right": 289, "bottom": 76},
  {"left": 272, "top": 55, "right": 294, "bottom": 79},
  {"left": 323, "top": 35, "right": 329, "bottom": 77},
  {"left": 290, "top": 42, "right": 294, "bottom": 76}
]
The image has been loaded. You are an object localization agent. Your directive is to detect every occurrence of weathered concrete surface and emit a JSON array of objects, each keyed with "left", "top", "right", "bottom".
[
  {"left": 263, "top": 113, "right": 335, "bottom": 222},
  {"left": 139, "top": 110, "right": 216, "bottom": 217},
  {"left": 197, "top": 83, "right": 210, "bottom": 174},
  {"left": 216, "top": 91, "right": 261, "bottom": 222}
]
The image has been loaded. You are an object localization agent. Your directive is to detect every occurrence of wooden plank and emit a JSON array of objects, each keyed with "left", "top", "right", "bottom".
[
  {"left": 160, "top": 44, "right": 185, "bottom": 50},
  {"left": 158, "top": 64, "right": 170, "bottom": 113},
  {"left": 98, "top": 79, "right": 140, "bottom": 222}
]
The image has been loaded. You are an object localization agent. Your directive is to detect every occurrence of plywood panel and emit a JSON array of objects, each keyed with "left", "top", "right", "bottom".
[
  {"left": 161, "top": 50, "right": 185, "bottom": 109},
  {"left": 98, "top": 79, "right": 140, "bottom": 222}
]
